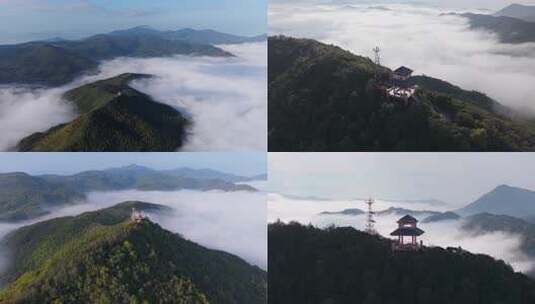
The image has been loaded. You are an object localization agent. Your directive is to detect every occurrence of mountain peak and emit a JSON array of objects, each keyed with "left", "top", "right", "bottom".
[
  {"left": 112, "top": 164, "right": 153, "bottom": 172},
  {"left": 494, "top": 3, "right": 535, "bottom": 22},
  {"left": 494, "top": 184, "right": 514, "bottom": 190},
  {"left": 458, "top": 184, "right": 535, "bottom": 217},
  {"left": 492, "top": 184, "right": 528, "bottom": 192}
]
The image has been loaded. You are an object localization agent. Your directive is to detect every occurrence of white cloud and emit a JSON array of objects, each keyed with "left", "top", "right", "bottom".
[
  {"left": 0, "top": 86, "right": 77, "bottom": 150},
  {"left": 270, "top": 2, "right": 535, "bottom": 110},
  {"left": 0, "top": 42, "right": 266, "bottom": 151}
]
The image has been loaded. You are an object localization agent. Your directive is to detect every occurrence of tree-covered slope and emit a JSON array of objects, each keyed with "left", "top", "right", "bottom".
[
  {"left": 0, "top": 173, "right": 84, "bottom": 222},
  {"left": 16, "top": 73, "right": 188, "bottom": 152},
  {"left": 0, "top": 202, "right": 267, "bottom": 303},
  {"left": 268, "top": 36, "right": 535, "bottom": 151},
  {"left": 63, "top": 73, "right": 153, "bottom": 114},
  {"left": 0, "top": 43, "right": 98, "bottom": 86},
  {"left": 269, "top": 222, "right": 535, "bottom": 304},
  {"left": 0, "top": 201, "right": 168, "bottom": 284}
]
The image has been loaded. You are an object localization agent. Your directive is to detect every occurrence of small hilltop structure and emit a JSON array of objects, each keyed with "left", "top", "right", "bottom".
[
  {"left": 390, "top": 215, "right": 424, "bottom": 251},
  {"left": 372, "top": 47, "right": 418, "bottom": 105},
  {"left": 131, "top": 207, "right": 148, "bottom": 223}
]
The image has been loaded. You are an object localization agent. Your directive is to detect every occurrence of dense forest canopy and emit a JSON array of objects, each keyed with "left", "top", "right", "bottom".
[
  {"left": 0, "top": 202, "right": 267, "bottom": 303},
  {"left": 269, "top": 222, "right": 535, "bottom": 304}
]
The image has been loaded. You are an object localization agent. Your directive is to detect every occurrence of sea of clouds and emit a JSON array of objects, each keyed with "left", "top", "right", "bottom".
[
  {"left": 0, "top": 189, "right": 267, "bottom": 274},
  {"left": 268, "top": 193, "right": 535, "bottom": 274},
  {"left": 270, "top": 2, "right": 535, "bottom": 111},
  {"left": 0, "top": 42, "right": 267, "bottom": 151}
]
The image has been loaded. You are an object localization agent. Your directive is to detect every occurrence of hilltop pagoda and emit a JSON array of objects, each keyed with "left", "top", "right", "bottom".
[
  {"left": 131, "top": 207, "right": 148, "bottom": 223},
  {"left": 390, "top": 215, "right": 424, "bottom": 251}
]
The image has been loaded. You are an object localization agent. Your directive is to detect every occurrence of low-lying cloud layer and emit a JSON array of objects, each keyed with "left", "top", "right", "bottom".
[
  {"left": 269, "top": 193, "right": 535, "bottom": 274},
  {"left": 0, "top": 42, "right": 266, "bottom": 151},
  {"left": 0, "top": 189, "right": 267, "bottom": 275},
  {"left": 270, "top": 2, "right": 535, "bottom": 110}
]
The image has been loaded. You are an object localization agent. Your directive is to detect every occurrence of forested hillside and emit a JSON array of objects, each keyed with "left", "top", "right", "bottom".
[
  {"left": 0, "top": 202, "right": 267, "bottom": 303},
  {"left": 268, "top": 36, "right": 535, "bottom": 151},
  {"left": 16, "top": 73, "right": 188, "bottom": 152},
  {"left": 269, "top": 222, "right": 535, "bottom": 304}
]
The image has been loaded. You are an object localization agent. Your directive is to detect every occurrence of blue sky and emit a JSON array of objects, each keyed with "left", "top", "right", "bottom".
[
  {"left": 0, "top": 152, "right": 266, "bottom": 176},
  {"left": 0, "top": 0, "right": 267, "bottom": 44}
]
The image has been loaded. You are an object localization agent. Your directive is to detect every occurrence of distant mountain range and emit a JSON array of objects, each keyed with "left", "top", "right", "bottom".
[
  {"left": 447, "top": 4, "right": 535, "bottom": 45},
  {"left": 0, "top": 201, "right": 267, "bottom": 303},
  {"left": 421, "top": 211, "right": 461, "bottom": 223},
  {"left": 317, "top": 184, "right": 535, "bottom": 221},
  {"left": 269, "top": 222, "right": 535, "bottom": 303},
  {"left": 0, "top": 165, "right": 258, "bottom": 222},
  {"left": 162, "top": 167, "right": 267, "bottom": 183},
  {"left": 16, "top": 73, "right": 189, "bottom": 152},
  {"left": 460, "top": 12, "right": 535, "bottom": 44},
  {"left": 0, "top": 27, "right": 264, "bottom": 87},
  {"left": 268, "top": 36, "right": 535, "bottom": 151},
  {"left": 319, "top": 208, "right": 365, "bottom": 216},
  {"left": 109, "top": 26, "right": 266, "bottom": 45}
]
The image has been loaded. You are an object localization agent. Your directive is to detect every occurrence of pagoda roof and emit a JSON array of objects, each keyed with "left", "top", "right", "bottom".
[
  {"left": 394, "top": 66, "right": 413, "bottom": 77},
  {"left": 390, "top": 226, "right": 425, "bottom": 236},
  {"left": 397, "top": 214, "right": 418, "bottom": 224}
]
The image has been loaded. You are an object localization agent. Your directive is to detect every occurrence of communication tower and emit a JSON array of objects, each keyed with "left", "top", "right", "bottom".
[{"left": 365, "top": 198, "right": 377, "bottom": 235}]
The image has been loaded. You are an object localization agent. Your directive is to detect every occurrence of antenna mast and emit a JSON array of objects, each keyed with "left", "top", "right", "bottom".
[
  {"left": 373, "top": 46, "right": 381, "bottom": 82},
  {"left": 373, "top": 46, "right": 381, "bottom": 66},
  {"left": 365, "top": 198, "right": 376, "bottom": 235}
]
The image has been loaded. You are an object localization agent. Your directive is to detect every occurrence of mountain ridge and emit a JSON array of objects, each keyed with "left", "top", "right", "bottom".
[
  {"left": 495, "top": 4, "right": 535, "bottom": 22},
  {"left": 0, "top": 167, "right": 257, "bottom": 222},
  {"left": 458, "top": 184, "right": 535, "bottom": 218},
  {"left": 16, "top": 73, "right": 189, "bottom": 152}
]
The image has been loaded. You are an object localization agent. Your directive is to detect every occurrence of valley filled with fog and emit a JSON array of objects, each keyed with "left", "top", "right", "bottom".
[
  {"left": 0, "top": 42, "right": 267, "bottom": 151},
  {"left": 270, "top": 2, "right": 535, "bottom": 111},
  {"left": 268, "top": 193, "right": 535, "bottom": 274}
]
